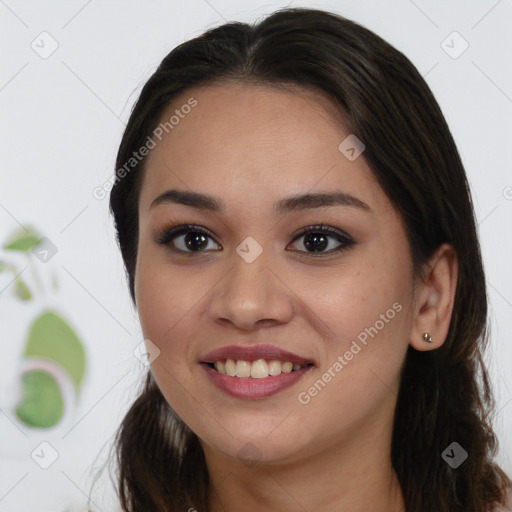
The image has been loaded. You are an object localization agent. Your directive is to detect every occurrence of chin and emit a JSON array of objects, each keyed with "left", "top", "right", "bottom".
[
  {"left": 196, "top": 417, "right": 315, "bottom": 466},
  {"left": 203, "top": 435, "right": 302, "bottom": 466}
]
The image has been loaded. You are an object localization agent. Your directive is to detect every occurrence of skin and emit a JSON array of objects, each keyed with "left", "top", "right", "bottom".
[{"left": 134, "top": 82, "right": 458, "bottom": 512}]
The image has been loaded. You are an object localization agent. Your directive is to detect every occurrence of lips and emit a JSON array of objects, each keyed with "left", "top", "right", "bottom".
[{"left": 199, "top": 344, "right": 315, "bottom": 399}]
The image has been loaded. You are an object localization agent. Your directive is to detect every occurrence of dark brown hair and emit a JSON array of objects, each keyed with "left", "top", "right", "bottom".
[{"left": 107, "top": 7, "right": 511, "bottom": 511}]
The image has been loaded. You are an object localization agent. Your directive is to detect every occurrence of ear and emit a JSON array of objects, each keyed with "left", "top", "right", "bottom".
[{"left": 410, "top": 243, "right": 458, "bottom": 351}]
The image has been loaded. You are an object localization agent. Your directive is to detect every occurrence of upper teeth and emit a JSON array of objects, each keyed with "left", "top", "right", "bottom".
[{"left": 214, "top": 359, "right": 304, "bottom": 378}]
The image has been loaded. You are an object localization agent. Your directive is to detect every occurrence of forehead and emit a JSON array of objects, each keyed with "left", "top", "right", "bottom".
[{"left": 138, "top": 82, "right": 385, "bottom": 218}]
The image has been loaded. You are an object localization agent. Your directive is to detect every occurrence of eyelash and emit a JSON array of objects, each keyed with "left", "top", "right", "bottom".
[{"left": 155, "top": 222, "right": 356, "bottom": 257}]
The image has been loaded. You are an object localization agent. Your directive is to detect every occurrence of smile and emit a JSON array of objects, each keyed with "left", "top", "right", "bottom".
[
  {"left": 207, "top": 358, "right": 314, "bottom": 378},
  {"left": 200, "top": 344, "right": 316, "bottom": 399}
]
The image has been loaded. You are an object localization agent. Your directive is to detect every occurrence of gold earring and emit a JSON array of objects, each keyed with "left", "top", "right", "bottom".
[{"left": 422, "top": 332, "right": 433, "bottom": 343}]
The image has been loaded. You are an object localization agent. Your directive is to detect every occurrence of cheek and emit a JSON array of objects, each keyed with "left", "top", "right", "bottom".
[
  {"left": 135, "top": 249, "right": 200, "bottom": 356},
  {"left": 294, "top": 268, "right": 412, "bottom": 441},
  {"left": 305, "top": 251, "right": 412, "bottom": 345},
  {"left": 304, "top": 236, "right": 414, "bottom": 392},
  {"left": 135, "top": 256, "right": 204, "bottom": 413}
]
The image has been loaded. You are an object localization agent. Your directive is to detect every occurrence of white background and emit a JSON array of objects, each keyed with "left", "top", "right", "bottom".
[{"left": 1, "top": 1, "right": 511, "bottom": 510}]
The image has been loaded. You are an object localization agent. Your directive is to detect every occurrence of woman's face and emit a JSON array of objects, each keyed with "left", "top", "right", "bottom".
[{"left": 135, "top": 83, "right": 417, "bottom": 465}]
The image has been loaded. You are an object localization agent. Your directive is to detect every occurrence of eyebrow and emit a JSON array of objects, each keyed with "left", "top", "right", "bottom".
[{"left": 150, "top": 189, "right": 372, "bottom": 214}]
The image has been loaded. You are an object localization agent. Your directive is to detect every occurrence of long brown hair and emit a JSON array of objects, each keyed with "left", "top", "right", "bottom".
[{"left": 106, "top": 7, "right": 511, "bottom": 511}]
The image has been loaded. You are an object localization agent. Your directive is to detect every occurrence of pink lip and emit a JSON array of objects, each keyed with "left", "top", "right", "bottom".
[
  {"left": 199, "top": 344, "right": 315, "bottom": 400},
  {"left": 201, "top": 363, "right": 314, "bottom": 399},
  {"left": 200, "top": 344, "right": 315, "bottom": 365}
]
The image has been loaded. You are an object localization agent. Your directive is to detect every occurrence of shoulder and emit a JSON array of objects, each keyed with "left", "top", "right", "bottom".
[{"left": 493, "top": 486, "right": 512, "bottom": 512}]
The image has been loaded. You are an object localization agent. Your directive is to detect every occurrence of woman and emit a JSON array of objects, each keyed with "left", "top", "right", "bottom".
[{"left": 107, "top": 7, "right": 511, "bottom": 511}]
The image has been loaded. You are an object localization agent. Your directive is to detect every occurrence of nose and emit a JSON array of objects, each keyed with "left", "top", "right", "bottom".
[{"left": 207, "top": 246, "right": 294, "bottom": 331}]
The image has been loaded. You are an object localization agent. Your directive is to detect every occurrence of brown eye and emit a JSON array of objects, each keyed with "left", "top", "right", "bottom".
[
  {"left": 288, "top": 224, "right": 355, "bottom": 255},
  {"left": 157, "top": 225, "right": 221, "bottom": 254}
]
